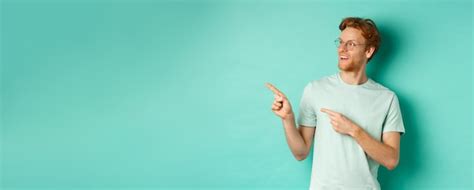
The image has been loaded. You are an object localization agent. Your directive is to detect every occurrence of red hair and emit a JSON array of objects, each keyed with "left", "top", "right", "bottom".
[{"left": 339, "top": 17, "right": 381, "bottom": 61}]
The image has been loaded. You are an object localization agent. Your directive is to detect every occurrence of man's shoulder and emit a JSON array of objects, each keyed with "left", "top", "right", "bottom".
[{"left": 368, "top": 79, "right": 398, "bottom": 97}]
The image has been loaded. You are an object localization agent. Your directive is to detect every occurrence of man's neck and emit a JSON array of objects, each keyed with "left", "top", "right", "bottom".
[{"left": 339, "top": 70, "right": 368, "bottom": 85}]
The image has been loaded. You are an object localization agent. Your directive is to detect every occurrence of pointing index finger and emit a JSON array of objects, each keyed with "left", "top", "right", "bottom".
[
  {"left": 265, "top": 83, "right": 284, "bottom": 96},
  {"left": 321, "top": 108, "right": 337, "bottom": 115}
]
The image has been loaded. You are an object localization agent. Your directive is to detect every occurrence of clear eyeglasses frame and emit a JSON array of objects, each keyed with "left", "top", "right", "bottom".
[{"left": 334, "top": 39, "right": 366, "bottom": 51}]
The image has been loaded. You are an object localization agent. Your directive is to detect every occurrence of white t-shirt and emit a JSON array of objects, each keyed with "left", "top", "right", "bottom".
[{"left": 297, "top": 72, "right": 405, "bottom": 190}]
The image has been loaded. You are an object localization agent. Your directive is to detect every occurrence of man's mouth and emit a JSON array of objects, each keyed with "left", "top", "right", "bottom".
[{"left": 339, "top": 55, "right": 349, "bottom": 61}]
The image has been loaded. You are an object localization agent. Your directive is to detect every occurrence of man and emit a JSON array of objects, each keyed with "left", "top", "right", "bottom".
[{"left": 266, "top": 17, "right": 405, "bottom": 189}]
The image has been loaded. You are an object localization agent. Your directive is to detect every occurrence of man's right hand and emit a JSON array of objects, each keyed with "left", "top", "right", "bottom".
[{"left": 265, "top": 83, "right": 294, "bottom": 120}]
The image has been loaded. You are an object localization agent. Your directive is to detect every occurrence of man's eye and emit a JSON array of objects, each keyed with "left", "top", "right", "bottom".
[{"left": 348, "top": 42, "right": 356, "bottom": 47}]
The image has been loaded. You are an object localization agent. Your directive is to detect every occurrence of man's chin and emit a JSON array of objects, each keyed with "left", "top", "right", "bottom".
[{"left": 338, "top": 62, "right": 356, "bottom": 71}]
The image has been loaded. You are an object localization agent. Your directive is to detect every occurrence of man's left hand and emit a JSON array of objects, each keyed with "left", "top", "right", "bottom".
[{"left": 321, "top": 108, "right": 360, "bottom": 137}]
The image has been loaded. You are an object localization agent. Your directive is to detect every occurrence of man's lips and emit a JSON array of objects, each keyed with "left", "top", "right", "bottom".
[{"left": 339, "top": 55, "right": 349, "bottom": 60}]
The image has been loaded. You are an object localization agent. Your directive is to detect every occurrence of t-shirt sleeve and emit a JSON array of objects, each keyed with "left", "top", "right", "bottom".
[
  {"left": 382, "top": 94, "right": 405, "bottom": 135},
  {"left": 297, "top": 82, "right": 317, "bottom": 127}
]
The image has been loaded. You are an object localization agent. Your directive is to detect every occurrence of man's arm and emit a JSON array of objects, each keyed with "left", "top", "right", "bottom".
[
  {"left": 352, "top": 129, "right": 401, "bottom": 170},
  {"left": 265, "top": 83, "right": 315, "bottom": 161},
  {"left": 321, "top": 108, "right": 401, "bottom": 170},
  {"left": 281, "top": 115, "right": 316, "bottom": 161}
]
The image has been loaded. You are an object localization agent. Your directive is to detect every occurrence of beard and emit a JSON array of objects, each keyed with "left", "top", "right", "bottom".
[{"left": 338, "top": 60, "right": 360, "bottom": 72}]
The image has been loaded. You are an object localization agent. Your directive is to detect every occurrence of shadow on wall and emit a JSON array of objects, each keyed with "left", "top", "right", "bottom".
[{"left": 367, "top": 22, "right": 422, "bottom": 190}]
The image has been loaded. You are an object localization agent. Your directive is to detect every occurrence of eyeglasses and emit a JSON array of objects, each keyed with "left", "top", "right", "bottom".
[{"left": 334, "top": 39, "right": 366, "bottom": 51}]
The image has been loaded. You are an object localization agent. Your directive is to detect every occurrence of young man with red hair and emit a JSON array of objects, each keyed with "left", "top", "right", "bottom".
[{"left": 266, "top": 17, "right": 405, "bottom": 189}]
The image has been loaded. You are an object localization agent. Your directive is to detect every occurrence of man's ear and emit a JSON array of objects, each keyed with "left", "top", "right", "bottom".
[{"left": 365, "top": 46, "right": 375, "bottom": 60}]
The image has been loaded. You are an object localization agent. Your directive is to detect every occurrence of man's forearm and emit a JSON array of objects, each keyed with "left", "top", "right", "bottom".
[
  {"left": 281, "top": 114, "right": 308, "bottom": 160},
  {"left": 351, "top": 126, "right": 399, "bottom": 170}
]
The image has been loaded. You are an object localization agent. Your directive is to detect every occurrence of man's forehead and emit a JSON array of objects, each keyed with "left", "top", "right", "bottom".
[{"left": 339, "top": 28, "right": 365, "bottom": 42}]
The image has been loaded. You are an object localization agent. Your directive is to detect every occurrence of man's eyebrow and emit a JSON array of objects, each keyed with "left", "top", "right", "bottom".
[{"left": 339, "top": 38, "right": 357, "bottom": 42}]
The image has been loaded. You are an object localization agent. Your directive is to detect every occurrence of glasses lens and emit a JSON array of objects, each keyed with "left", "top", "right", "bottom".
[{"left": 334, "top": 39, "right": 341, "bottom": 47}]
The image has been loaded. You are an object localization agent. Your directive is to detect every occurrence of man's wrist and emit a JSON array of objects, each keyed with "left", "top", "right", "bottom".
[
  {"left": 350, "top": 124, "right": 362, "bottom": 138},
  {"left": 282, "top": 113, "right": 295, "bottom": 122}
]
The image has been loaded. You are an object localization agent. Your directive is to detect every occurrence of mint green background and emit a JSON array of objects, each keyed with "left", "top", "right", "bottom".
[{"left": 1, "top": 0, "right": 472, "bottom": 189}]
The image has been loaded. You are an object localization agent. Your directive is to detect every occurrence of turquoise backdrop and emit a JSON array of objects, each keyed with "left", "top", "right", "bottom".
[{"left": 1, "top": 0, "right": 472, "bottom": 189}]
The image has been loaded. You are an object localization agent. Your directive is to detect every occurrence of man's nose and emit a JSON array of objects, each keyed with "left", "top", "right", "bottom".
[{"left": 338, "top": 43, "right": 347, "bottom": 52}]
